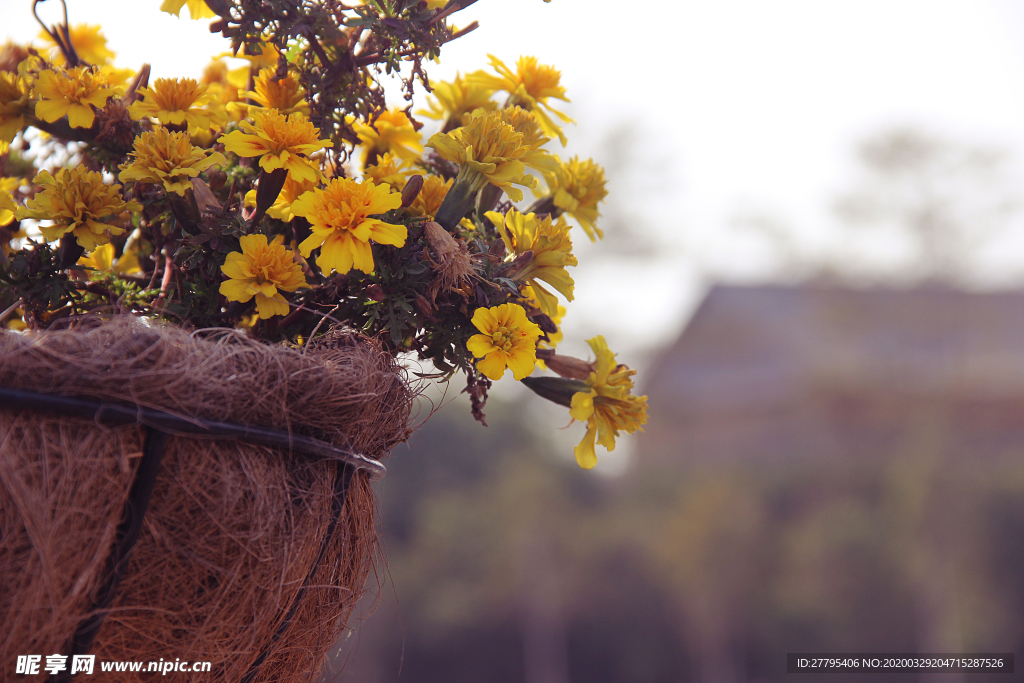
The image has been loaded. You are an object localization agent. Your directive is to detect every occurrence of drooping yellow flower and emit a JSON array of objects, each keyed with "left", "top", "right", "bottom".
[
  {"left": 219, "top": 234, "right": 309, "bottom": 318},
  {"left": 76, "top": 242, "right": 141, "bottom": 275},
  {"left": 0, "top": 188, "right": 16, "bottom": 227},
  {"left": 118, "top": 127, "right": 226, "bottom": 196},
  {"left": 17, "top": 167, "right": 139, "bottom": 250},
  {"left": 38, "top": 24, "right": 115, "bottom": 66},
  {"left": 220, "top": 109, "right": 332, "bottom": 184},
  {"left": 292, "top": 177, "right": 406, "bottom": 275},
  {"left": 243, "top": 174, "right": 318, "bottom": 222},
  {"left": 0, "top": 71, "right": 31, "bottom": 142},
  {"left": 129, "top": 77, "right": 220, "bottom": 131},
  {"left": 466, "top": 303, "right": 542, "bottom": 381},
  {"left": 499, "top": 105, "right": 558, "bottom": 174},
  {"left": 246, "top": 68, "right": 308, "bottom": 116},
  {"left": 542, "top": 155, "right": 608, "bottom": 241},
  {"left": 33, "top": 65, "right": 118, "bottom": 129},
  {"left": 353, "top": 108, "right": 423, "bottom": 163},
  {"left": 362, "top": 152, "right": 410, "bottom": 189},
  {"left": 160, "top": 0, "right": 217, "bottom": 19},
  {"left": 417, "top": 72, "right": 496, "bottom": 126},
  {"left": 427, "top": 108, "right": 535, "bottom": 202},
  {"left": 520, "top": 283, "right": 564, "bottom": 371},
  {"left": 486, "top": 208, "right": 576, "bottom": 318},
  {"left": 407, "top": 175, "right": 452, "bottom": 219},
  {"left": 470, "top": 55, "right": 573, "bottom": 144},
  {"left": 568, "top": 336, "right": 648, "bottom": 469}
]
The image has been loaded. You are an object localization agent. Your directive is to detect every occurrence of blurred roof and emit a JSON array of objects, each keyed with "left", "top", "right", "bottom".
[{"left": 641, "top": 284, "right": 1024, "bottom": 465}]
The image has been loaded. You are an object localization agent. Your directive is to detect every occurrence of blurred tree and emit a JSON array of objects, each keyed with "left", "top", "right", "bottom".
[{"left": 834, "top": 128, "right": 1020, "bottom": 283}]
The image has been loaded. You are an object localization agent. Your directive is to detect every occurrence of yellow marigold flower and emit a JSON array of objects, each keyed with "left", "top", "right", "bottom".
[
  {"left": 243, "top": 174, "right": 318, "bottom": 222},
  {"left": 118, "top": 127, "right": 226, "bottom": 196},
  {"left": 17, "top": 167, "right": 139, "bottom": 250},
  {"left": 486, "top": 208, "right": 576, "bottom": 318},
  {"left": 33, "top": 65, "right": 118, "bottom": 129},
  {"left": 160, "top": 0, "right": 216, "bottom": 19},
  {"left": 246, "top": 68, "right": 308, "bottom": 117},
  {"left": 220, "top": 109, "right": 332, "bottom": 184},
  {"left": 219, "top": 234, "right": 308, "bottom": 319},
  {"left": 363, "top": 152, "right": 410, "bottom": 189},
  {"left": 408, "top": 174, "right": 452, "bottom": 219},
  {"left": 38, "top": 24, "right": 115, "bottom": 66},
  {"left": 542, "top": 155, "right": 608, "bottom": 241},
  {"left": 470, "top": 54, "right": 573, "bottom": 145},
  {"left": 416, "top": 72, "right": 496, "bottom": 126},
  {"left": 499, "top": 105, "right": 558, "bottom": 174},
  {"left": 0, "top": 71, "right": 31, "bottom": 142},
  {"left": 292, "top": 177, "right": 406, "bottom": 275},
  {"left": 427, "top": 108, "right": 535, "bottom": 202},
  {"left": 569, "top": 336, "right": 648, "bottom": 469},
  {"left": 0, "top": 188, "right": 16, "bottom": 227},
  {"left": 129, "top": 77, "right": 220, "bottom": 131},
  {"left": 466, "top": 303, "right": 542, "bottom": 381},
  {"left": 353, "top": 108, "right": 423, "bottom": 163}
]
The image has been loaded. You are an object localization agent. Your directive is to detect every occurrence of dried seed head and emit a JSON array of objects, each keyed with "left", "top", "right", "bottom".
[{"left": 423, "top": 221, "right": 475, "bottom": 298}]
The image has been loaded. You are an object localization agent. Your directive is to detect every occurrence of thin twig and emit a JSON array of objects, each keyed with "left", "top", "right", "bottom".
[
  {"left": 303, "top": 304, "right": 340, "bottom": 355},
  {"left": 0, "top": 298, "right": 24, "bottom": 325}
]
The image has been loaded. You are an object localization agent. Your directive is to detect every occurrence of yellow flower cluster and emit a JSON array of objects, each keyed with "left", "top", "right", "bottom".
[
  {"left": 18, "top": 167, "right": 139, "bottom": 250},
  {"left": 219, "top": 234, "right": 308, "bottom": 319},
  {"left": 294, "top": 178, "right": 406, "bottom": 275},
  {"left": 34, "top": 65, "right": 119, "bottom": 129},
  {"left": 119, "top": 127, "right": 226, "bottom": 195},
  {"left": 221, "top": 108, "right": 332, "bottom": 183}
]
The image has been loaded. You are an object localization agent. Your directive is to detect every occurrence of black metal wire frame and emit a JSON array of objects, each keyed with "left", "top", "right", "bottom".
[{"left": 0, "top": 387, "right": 377, "bottom": 683}]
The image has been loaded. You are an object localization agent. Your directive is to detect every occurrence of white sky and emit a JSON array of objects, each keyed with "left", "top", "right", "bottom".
[{"left": 7, "top": 0, "right": 1024, "bottom": 357}]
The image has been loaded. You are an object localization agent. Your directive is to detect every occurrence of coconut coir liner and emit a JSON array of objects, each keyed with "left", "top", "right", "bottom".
[{"left": 0, "top": 317, "right": 414, "bottom": 682}]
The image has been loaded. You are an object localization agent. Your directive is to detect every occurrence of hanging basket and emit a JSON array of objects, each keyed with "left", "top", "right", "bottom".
[{"left": 0, "top": 316, "right": 414, "bottom": 682}]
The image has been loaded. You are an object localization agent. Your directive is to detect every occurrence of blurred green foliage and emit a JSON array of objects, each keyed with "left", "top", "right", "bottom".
[{"left": 321, "top": 397, "right": 1024, "bottom": 683}]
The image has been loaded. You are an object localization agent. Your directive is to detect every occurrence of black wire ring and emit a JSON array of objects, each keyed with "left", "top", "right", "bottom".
[{"left": 0, "top": 386, "right": 386, "bottom": 481}]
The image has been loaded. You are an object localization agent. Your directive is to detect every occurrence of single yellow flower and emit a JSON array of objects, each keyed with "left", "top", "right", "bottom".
[
  {"left": 486, "top": 208, "right": 576, "bottom": 318},
  {"left": 220, "top": 108, "right": 332, "bottom": 184},
  {"left": 17, "top": 167, "right": 139, "bottom": 250},
  {"left": 499, "top": 105, "right": 558, "bottom": 174},
  {"left": 292, "top": 177, "right": 406, "bottom": 275},
  {"left": 466, "top": 303, "right": 542, "bottom": 381},
  {"left": 362, "top": 152, "right": 410, "bottom": 189},
  {"left": 160, "top": 0, "right": 217, "bottom": 19},
  {"left": 407, "top": 174, "right": 452, "bottom": 219},
  {"left": 129, "top": 77, "right": 220, "bottom": 131},
  {"left": 0, "top": 71, "right": 31, "bottom": 142},
  {"left": 542, "top": 155, "right": 608, "bottom": 241},
  {"left": 568, "top": 336, "right": 648, "bottom": 469},
  {"left": 245, "top": 68, "right": 308, "bottom": 116},
  {"left": 38, "top": 24, "right": 115, "bottom": 66},
  {"left": 219, "top": 233, "right": 308, "bottom": 319},
  {"left": 243, "top": 173, "right": 318, "bottom": 222},
  {"left": 118, "top": 127, "right": 226, "bottom": 196},
  {"left": 33, "top": 65, "right": 118, "bottom": 129},
  {"left": 353, "top": 108, "right": 423, "bottom": 162},
  {"left": 470, "top": 55, "right": 573, "bottom": 144},
  {"left": 427, "top": 108, "right": 535, "bottom": 202},
  {"left": 416, "top": 72, "right": 496, "bottom": 125}
]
